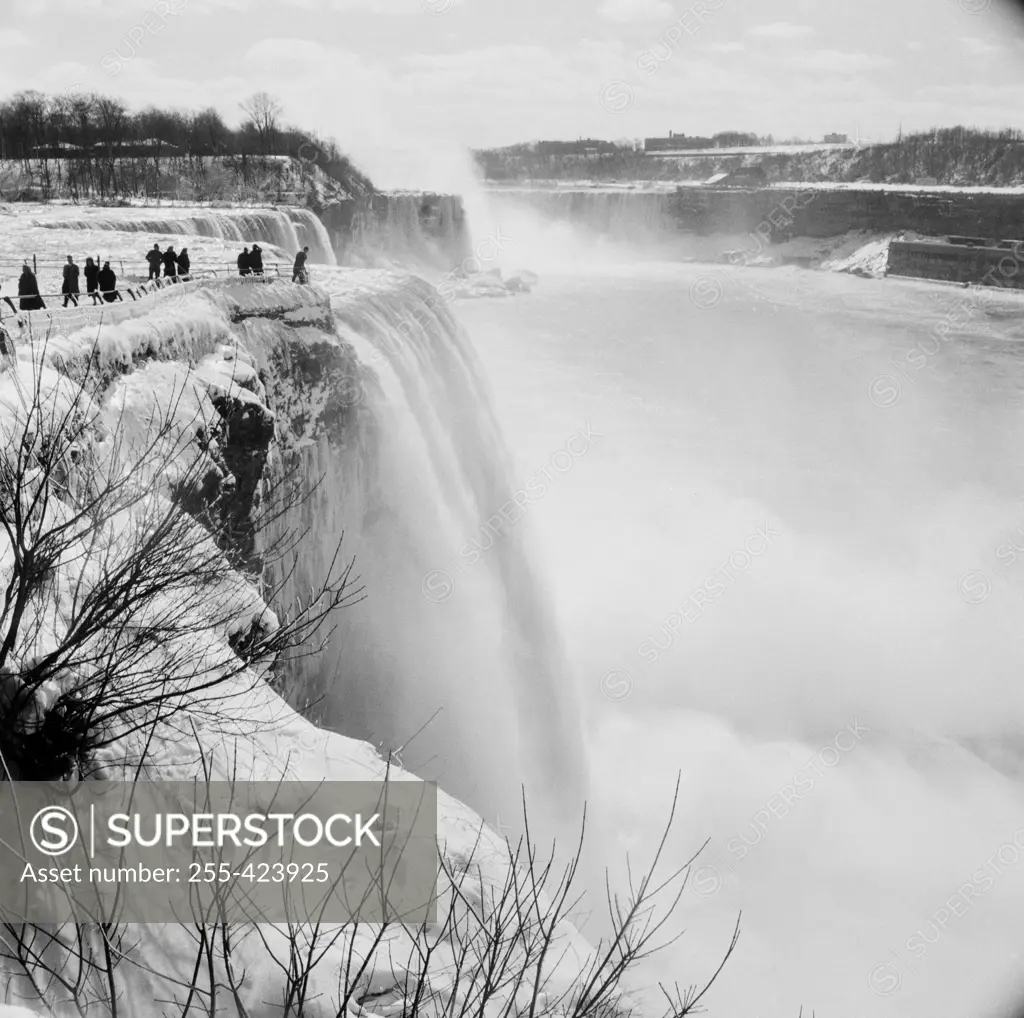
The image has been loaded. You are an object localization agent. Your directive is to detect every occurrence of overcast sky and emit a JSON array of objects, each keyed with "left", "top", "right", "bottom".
[{"left": 2, "top": 0, "right": 1024, "bottom": 187}]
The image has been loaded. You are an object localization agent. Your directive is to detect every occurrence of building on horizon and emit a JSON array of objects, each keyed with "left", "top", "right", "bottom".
[{"left": 824, "top": 133, "right": 849, "bottom": 144}]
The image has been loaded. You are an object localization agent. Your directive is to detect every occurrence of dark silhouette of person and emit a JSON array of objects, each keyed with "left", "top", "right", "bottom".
[
  {"left": 84, "top": 257, "right": 100, "bottom": 304},
  {"left": 146, "top": 243, "right": 162, "bottom": 281},
  {"left": 177, "top": 248, "right": 190, "bottom": 277},
  {"left": 250, "top": 244, "right": 264, "bottom": 275},
  {"left": 237, "top": 247, "right": 251, "bottom": 276},
  {"left": 18, "top": 264, "right": 45, "bottom": 310},
  {"left": 163, "top": 246, "right": 178, "bottom": 279},
  {"left": 61, "top": 255, "right": 80, "bottom": 308},
  {"left": 98, "top": 262, "right": 121, "bottom": 302},
  {"left": 292, "top": 246, "right": 309, "bottom": 283}
]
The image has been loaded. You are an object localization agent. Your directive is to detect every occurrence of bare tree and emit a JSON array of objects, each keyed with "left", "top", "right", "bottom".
[
  {"left": 189, "top": 107, "right": 230, "bottom": 156},
  {"left": 92, "top": 97, "right": 128, "bottom": 196},
  {"left": 0, "top": 88, "right": 377, "bottom": 200},
  {"left": 0, "top": 768, "right": 739, "bottom": 1018},
  {"left": 0, "top": 331, "right": 363, "bottom": 781},
  {"left": 239, "top": 92, "right": 284, "bottom": 156}
]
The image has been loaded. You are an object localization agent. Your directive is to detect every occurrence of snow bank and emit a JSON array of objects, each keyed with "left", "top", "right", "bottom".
[
  {"left": 821, "top": 234, "right": 896, "bottom": 277},
  {"left": 47, "top": 295, "right": 232, "bottom": 371}
]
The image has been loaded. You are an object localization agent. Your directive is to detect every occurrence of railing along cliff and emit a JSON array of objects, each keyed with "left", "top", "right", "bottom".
[{"left": 0, "top": 272, "right": 313, "bottom": 342}]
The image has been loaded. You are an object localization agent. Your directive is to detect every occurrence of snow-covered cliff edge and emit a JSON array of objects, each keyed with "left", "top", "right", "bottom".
[{"left": 0, "top": 263, "right": 609, "bottom": 1017}]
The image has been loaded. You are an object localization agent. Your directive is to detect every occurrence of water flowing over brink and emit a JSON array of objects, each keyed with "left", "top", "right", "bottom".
[
  {"left": 491, "top": 189, "right": 679, "bottom": 240},
  {"left": 324, "top": 193, "right": 470, "bottom": 267},
  {"left": 272, "top": 271, "right": 586, "bottom": 821},
  {"left": 34, "top": 208, "right": 336, "bottom": 263}
]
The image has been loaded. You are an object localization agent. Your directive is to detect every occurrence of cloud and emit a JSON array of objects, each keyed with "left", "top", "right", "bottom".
[
  {"left": 794, "top": 50, "right": 894, "bottom": 74},
  {"left": 598, "top": 0, "right": 672, "bottom": 22},
  {"left": 906, "top": 41, "right": 923, "bottom": 51},
  {"left": 397, "top": 44, "right": 586, "bottom": 99},
  {"left": 324, "top": 0, "right": 429, "bottom": 10},
  {"left": 0, "top": 29, "right": 30, "bottom": 50},
  {"left": 196, "top": 0, "right": 462, "bottom": 10},
  {"left": 191, "top": 0, "right": 251, "bottom": 10},
  {"left": 5, "top": 0, "right": 1022, "bottom": 164},
  {"left": 244, "top": 37, "right": 327, "bottom": 64},
  {"left": 12, "top": 0, "right": 135, "bottom": 14},
  {"left": 748, "top": 22, "right": 814, "bottom": 39},
  {"left": 961, "top": 36, "right": 1001, "bottom": 56}
]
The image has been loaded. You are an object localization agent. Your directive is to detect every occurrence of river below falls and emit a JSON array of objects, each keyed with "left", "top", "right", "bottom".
[{"left": 455, "top": 261, "right": 1024, "bottom": 1018}]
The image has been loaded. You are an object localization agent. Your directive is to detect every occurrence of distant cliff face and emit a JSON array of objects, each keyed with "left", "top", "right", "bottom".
[
  {"left": 320, "top": 191, "right": 471, "bottom": 269},
  {"left": 488, "top": 185, "right": 1024, "bottom": 242}
]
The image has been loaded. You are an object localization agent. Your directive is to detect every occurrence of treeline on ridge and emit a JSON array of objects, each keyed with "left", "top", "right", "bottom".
[
  {"left": 0, "top": 90, "right": 374, "bottom": 202},
  {"left": 475, "top": 126, "right": 1024, "bottom": 187}
]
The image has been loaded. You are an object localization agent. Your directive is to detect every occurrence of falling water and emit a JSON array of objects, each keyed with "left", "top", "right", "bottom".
[
  {"left": 325, "top": 193, "right": 469, "bottom": 267},
  {"left": 34, "top": 208, "right": 336, "bottom": 264},
  {"left": 487, "top": 188, "right": 679, "bottom": 242},
  {"left": 268, "top": 270, "right": 586, "bottom": 825}
]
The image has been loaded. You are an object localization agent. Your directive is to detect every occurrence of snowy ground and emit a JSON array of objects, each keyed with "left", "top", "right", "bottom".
[
  {"left": 1, "top": 202, "right": 304, "bottom": 223},
  {"left": 729, "top": 229, "right": 899, "bottom": 276},
  {"left": 0, "top": 225, "right": 286, "bottom": 295}
]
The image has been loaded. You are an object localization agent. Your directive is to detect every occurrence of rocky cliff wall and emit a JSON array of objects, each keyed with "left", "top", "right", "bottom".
[
  {"left": 320, "top": 191, "right": 471, "bottom": 268},
  {"left": 491, "top": 185, "right": 1024, "bottom": 241}
]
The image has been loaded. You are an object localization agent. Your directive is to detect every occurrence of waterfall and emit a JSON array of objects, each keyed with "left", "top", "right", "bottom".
[
  {"left": 322, "top": 193, "right": 469, "bottom": 268},
  {"left": 285, "top": 208, "right": 336, "bottom": 264},
  {"left": 34, "top": 208, "right": 336, "bottom": 264},
  {"left": 268, "top": 271, "right": 586, "bottom": 824},
  {"left": 489, "top": 189, "right": 679, "bottom": 241}
]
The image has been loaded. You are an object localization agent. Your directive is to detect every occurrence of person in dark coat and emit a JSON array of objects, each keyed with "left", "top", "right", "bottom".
[
  {"left": 237, "top": 247, "right": 251, "bottom": 276},
  {"left": 61, "top": 255, "right": 80, "bottom": 308},
  {"left": 146, "top": 243, "right": 162, "bottom": 281},
  {"left": 292, "top": 246, "right": 309, "bottom": 284},
  {"left": 98, "top": 262, "right": 121, "bottom": 302},
  {"left": 18, "top": 265, "right": 45, "bottom": 311},
  {"left": 249, "top": 244, "right": 264, "bottom": 275},
  {"left": 176, "top": 248, "right": 190, "bottom": 277},
  {"left": 84, "top": 257, "right": 100, "bottom": 303},
  {"left": 162, "top": 246, "right": 178, "bottom": 280}
]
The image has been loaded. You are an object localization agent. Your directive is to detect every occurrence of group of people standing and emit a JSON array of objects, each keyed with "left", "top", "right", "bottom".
[
  {"left": 56, "top": 244, "right": 191, "bottom": 308},
  {"left": 239, "top": 244, "right": 310, "bottom": 283},
  {"left": 236, "top": 244, "right": 265, "bottom": 276},
  {"left": 146, "top": 243, "right": 191, "bottom": 282},
  {"left": 2, "top": 241, "right": 316, "bottom": 318},
  {"left": 1, "top": 248, "right": 184, "bottom": 315},
  {"left": 59, "top": 257, "right": 125, "bottom": 307},
  {"left": 1, "top": 258, "right": 124, "bottom": 313}
]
